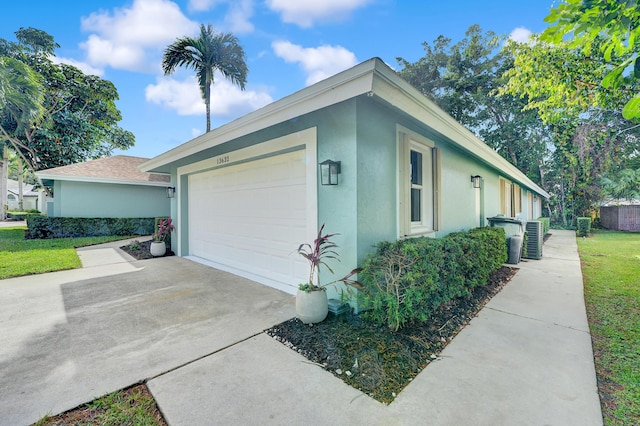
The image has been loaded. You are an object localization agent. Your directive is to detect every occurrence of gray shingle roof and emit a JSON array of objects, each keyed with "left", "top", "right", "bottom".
[
  {"left": 7, "top": 179, "right": 38, "bottom": 197},
  {"left": 38, "top": 155, "right": 170, "bottom": 184}
]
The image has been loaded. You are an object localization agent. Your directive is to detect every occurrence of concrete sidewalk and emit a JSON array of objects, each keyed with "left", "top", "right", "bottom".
[{"left": 148, "top": 230, "right": 603, "bottom": 425}]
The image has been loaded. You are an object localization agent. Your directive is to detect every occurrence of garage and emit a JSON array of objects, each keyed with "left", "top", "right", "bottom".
[{"left": 187, "top": 148, "right": 312, "bottom": 293}]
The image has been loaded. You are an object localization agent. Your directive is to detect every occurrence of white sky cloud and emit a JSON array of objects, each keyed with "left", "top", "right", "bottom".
[
  {"left": 145, "top": 74, "right": 273, "bottom": 117},
  {"left": 52, "top": 56, "right": 104, "bottom": 77},
  {"left": 272, "top": 41, "right": 358, "bottom": 85},
  {"left": 80, "top": 0, "right": 198, "bottom": 72},
  {"left": 509, "top": 27, "right": 533, "bottom": 43},
  {"left": 266, "top": 0, "right": 372, "bottom": 27},
  {"left": 223, "top": 0, "right": 255, "bottom": 34},
  {"left": 187, "top": 0, "right": 254, "bottom": 34}
]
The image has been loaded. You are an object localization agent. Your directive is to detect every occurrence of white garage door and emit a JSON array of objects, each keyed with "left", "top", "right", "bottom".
[{"left": 188, "top": 149, "right": 309, "bottom": 293}]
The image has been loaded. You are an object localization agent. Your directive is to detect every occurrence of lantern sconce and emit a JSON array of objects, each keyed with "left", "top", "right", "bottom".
[
  {"left": 320, "top": 160, "right": 341, "bottom": 186},
  {"left": 166, "top": 186, "right": 176, "bottom": 198},
  {"left": 471, "top": 175, "right": 482, "bottom": 189}
]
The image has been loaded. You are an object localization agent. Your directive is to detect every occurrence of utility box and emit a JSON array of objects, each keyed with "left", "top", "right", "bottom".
[
  {"left": 487, "top": 216, "right": 525, "bottom": 264},
  {"left": 523, "top": 220, "right": 543, "bottom": 260}
]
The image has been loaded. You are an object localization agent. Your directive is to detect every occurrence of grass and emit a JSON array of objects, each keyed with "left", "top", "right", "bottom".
[
  {"left": 34, "top": 384, "right": 166, "bottom": 425},
  {"left": 0, "top": 226, "right": 135, "bottom": 279},
  {"left": 577, "top": 230, "right": 640, "bottom": 425}
]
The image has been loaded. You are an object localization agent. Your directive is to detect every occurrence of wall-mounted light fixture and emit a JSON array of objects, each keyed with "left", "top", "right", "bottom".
[
  {"left": 471, "top": 175, "right": 482, "bottom": 189},
  {"left": 320, "top": 160, "right": 341, "bottom": 186},
  {"left": 166, "top": 186, "right": 176, "bottom": 198}
]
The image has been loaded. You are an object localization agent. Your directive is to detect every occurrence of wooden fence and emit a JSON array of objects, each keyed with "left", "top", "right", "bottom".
[{"left": 600, "top": 205, "right": 640, "bottom": 231}]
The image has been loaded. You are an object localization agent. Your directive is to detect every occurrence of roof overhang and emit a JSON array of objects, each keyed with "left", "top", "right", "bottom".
[
  {"left": 140, "top": 57, "right": 549, "bottom": 199},
  {"left": 35, "top": 173, "right": 171, "bottom": 187}
]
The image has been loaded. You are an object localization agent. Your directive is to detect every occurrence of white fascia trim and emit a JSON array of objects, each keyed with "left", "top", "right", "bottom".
[
  {"left": 140, "top": 60, "right": 378, "bottom": 173},
  {"left": 35, "top": 173, "right": 171, "bottom": 187},
  {"left": 370, "top": 64, "right": 550, "bottom": 199}
]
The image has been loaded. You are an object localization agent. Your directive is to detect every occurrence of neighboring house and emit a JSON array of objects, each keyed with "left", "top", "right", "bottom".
[
  {"left": 37, "top": 155, "right": 171, "bottom": 218},
  {"left": 140, "top": 58, "right": 549, "bottom": 295},
  {"left": 6, "top": 179, "right": 42, "bottom": 211}
]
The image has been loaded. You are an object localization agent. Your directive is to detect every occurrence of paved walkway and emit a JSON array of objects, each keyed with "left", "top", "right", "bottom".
[
  {"left": 0, "top": 220, "right": 26, "bottom": 228},
  {"left": 0, "top": 230, "right": 603, "bottom": 425},
  {"left": 148, "top": 230, "right": 603, "bottom": 425}
]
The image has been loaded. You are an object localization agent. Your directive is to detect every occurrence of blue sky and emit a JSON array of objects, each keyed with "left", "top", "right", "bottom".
[{"left": 1, "top": 0, "right": 553, "bottom": 159}]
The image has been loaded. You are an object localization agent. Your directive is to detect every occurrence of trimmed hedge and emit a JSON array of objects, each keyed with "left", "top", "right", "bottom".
[
  {"left": 7, "top": 212, "right": 43, "bottom": 222},
  {"left": 537, "top": 217, "right": 550, "bottom": 235},
  {"left": 357, "top": 227, "right": 507, "bottom": 331},
  {"left": 577, "top": 217, "right": 591, "bottom": 237},
  {"left": 25, "top": 216, "right": 157, "bottom": 239}
]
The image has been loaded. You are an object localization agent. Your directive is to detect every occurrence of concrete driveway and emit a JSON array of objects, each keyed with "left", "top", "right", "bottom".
[{"left": 0, "top": 245, "right": 294, "bottom": 426}]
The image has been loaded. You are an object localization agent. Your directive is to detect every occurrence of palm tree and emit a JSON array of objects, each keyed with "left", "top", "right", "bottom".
[{"left": 162, "top": 24, "right": 248, "bottom": 133}]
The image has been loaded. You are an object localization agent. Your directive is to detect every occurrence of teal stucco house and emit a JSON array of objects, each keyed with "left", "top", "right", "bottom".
[
  {"left": 37, "top": 155, "right": 171, "bottom": 219},
  {"left": 140, "top": 58, "right": 549, "bottom": 295}
]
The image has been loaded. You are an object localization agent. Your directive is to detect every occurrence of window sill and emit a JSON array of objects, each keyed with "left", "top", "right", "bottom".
[{"left": 401, "top": 229, "right": 436, "bottom": 239}]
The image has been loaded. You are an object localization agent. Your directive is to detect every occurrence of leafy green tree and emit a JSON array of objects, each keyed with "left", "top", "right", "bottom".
[
  {"left": 0, "top": 55, "right": 44, "bottom": 219},
  {"left": 162, "top": 24, "right": 248, "bottom": 133},
  {"left": 501, "top": 37, "right": 629, "bottom": 124},
  {"left": 501, "top": 29, "right": 640, "bottom": 224},
  {"left": 397, "top": 25, "right": 551, "bottom": 184},
  {"left": 0, "top": 27, "right": 134, "bottom": 172},
  {"left": 601, "top": 168, "right": 640, "bottom": 201},
  {"left": 544, "top": 111, "right": 640, "bottom": 224},
  {"left": 543, "top": 0, "right": 639, "bottom": 121}
]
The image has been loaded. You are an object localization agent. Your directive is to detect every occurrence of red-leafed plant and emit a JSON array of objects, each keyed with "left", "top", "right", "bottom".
[
  {"left": 297, "top": 224, "right": 339, "bottom": 292},
  {"left": 154, "top": 218, "right": 174, "bottom": 243},
  {"left": 297, "top": 224, "right": 361, "bottom": 293}
]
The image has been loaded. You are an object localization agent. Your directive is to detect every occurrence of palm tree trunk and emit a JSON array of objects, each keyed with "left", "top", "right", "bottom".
[
  {"left": 205, "top": 83, "right": 211, "bottom": 133},
  {"left": 0, "top": 144, "right": 8, "bottom": 220},
  {"left": 18, "top": 159, "right": 24, "bottom": 211}
]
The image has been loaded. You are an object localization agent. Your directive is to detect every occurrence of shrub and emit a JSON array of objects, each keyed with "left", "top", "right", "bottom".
[
  {"left": 25, "top": 217, "right": 156, "bottom": 239},
  {"left": 536, "top": 217, "right": 550, "bottom": 235},
  {"left": 7, "top": 212, "right": 43, "bottom": 221},
  {"left": 577, "top": 217, "right": 592, "bottom": 237},
  {"left": 357, "top": 227, "right": 507, "bottom": 331}
]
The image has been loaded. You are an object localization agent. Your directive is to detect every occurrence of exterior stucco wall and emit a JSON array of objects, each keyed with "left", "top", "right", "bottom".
[
  {"left": 437, "top": 143, "right": 488, "bottom": 233},
  {"left": 50, "top": 180, "right": 170, "bottom": 218},
  {"left": 353, "top": 97, "right": 507, "bottom": 248},
  {"left": 7, "top": 195, "right": 39, "bottom": 211},
  {"left": 355, "top": 98, "right": 398, "bottom": 260}
]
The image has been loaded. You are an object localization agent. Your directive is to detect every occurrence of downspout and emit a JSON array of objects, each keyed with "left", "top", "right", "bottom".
[{"left": 480, "top": 177, "right": 485, "bottom": 227}]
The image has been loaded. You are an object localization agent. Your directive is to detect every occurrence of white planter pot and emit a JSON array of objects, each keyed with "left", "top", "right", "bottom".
[
  {"left": 296, "top": 289, "right": 328, "bottom": 324},
  {"left": 150, "top": 241, "right": 166, "bottom": 257}
]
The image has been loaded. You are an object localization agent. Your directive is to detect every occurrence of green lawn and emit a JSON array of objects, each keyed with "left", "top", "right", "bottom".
[
  {"left": 577, "top": 230, "right": 640, "bottom": 425},
  {"left": 0, "top": 226, "right": 134, "bottom": 279}
]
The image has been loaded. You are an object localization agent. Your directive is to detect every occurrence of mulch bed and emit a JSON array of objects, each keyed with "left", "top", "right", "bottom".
[
  {"left": 120, "top": 239, "right": 174, "bottom": 260},
  {"left": 266, "top": 266, "right": 517, "bottom": 403}
]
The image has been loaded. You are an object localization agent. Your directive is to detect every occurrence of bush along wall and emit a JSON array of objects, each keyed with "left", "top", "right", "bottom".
[
  {"left": 357, "top": 227, "right": 508, "bottom": 331},
  {"left": 25, "top": 216, "right": 157, "bottom": 239},
  {"left": 577, "top": 217, "right": 592, "bottom": 237},
  {"left": 7, "top": 212, "right": 43, "bottom": 221},
  {"left": 537, "top": 217, "right": 550, "bottom": 235}
]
